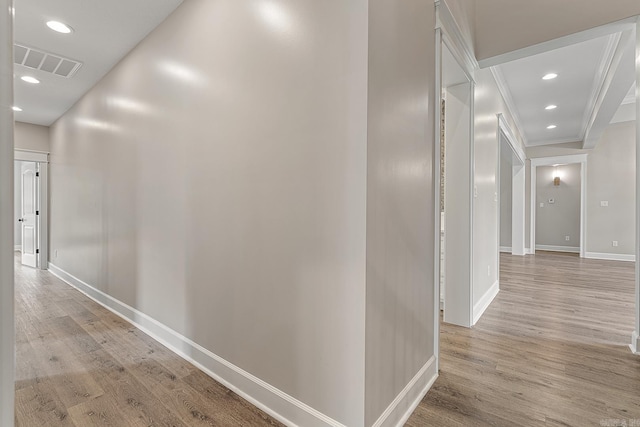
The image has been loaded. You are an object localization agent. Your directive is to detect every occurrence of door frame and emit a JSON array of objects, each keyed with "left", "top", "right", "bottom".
[
  {"left": 530, "top": 154, "right": 588, "bottom": 258},
  {"left": 15, "top": 149, "right": 49, "bottom": 270}
]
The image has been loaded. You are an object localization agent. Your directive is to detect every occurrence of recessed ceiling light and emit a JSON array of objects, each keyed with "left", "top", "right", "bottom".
[
  {"left": 12, "top": 106, "right": 22, "bottom": 112},
  {"left": 46, "top": 20, "right": 73, "bottom": 34},
  {"left": 542, "top": 73, "right": 558, "bottom": 80},
  {"left": 545, "top": 105, "right": 557, "bottom": 110},
  {"left": 21, "top": 76, "right": 40, "bottom": 84},
  {"left": 547, "top": 125, "right": 557, "bottom": 129}
]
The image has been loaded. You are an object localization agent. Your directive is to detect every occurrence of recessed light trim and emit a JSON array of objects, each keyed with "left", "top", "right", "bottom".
[
  {"left": 21, "top": 76, "right": 40, "bottom": 84},
  {"left": 542, "top": 73, "right": 558, "bottom": 80},
  {"left": 12, "top": 106, "right": 22, "bottom": 112},
  {"left": 547, "top": 125, "right": 557, "bottom": 129},
  {"left": 46, "top": 20, "right": 73, "bottom": 34},
  {"left": 545, "top": 105, "right": 557, "bottom": 110}
]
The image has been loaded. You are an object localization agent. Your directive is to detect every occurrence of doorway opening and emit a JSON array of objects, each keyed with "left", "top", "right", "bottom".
[{"left": 14, "top": 149, "right": 49, "bottom": 270}]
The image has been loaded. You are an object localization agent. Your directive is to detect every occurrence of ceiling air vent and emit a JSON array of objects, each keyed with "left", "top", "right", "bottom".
[{"left": 14, "top": 44, "right": 82, "bottom": 78}]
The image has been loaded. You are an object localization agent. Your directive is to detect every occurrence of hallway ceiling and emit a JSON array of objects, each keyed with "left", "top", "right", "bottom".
[
  {"left": 492, "top": 29, "right": 636, "bottom": 148},
  {"left": 13, "top": 0, "right": 183, "bottom": 126}
]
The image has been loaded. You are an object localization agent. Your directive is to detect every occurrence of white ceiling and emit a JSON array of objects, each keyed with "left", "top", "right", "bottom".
[
  {"left": 493, "top": 29, "right": 636, "bottom": 148},
  {"left": 13, "top": 0, "right": 183, "bottom": 126}
]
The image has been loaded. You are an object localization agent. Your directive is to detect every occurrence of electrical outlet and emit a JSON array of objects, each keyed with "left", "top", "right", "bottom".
[
  {"left": 487, "top": 265, "right": 491, "bottom": 277},
  {"left": 565, "top": 236, "right": 570, "bottom": 241},
  {"left": 548, "top": 198, "right": 555, "bottom": 204},
  {"left": 612, "top": 241, "right": 618, "bottom": 247},
  {"left": 601, "top": 201, "right": 609, "bottom": 207},
  {"left": 540, "top": 202, "right": 544, "bottom": 208},
  {"left": 474, "top": 185, "right": 478, "bottom": 198}
]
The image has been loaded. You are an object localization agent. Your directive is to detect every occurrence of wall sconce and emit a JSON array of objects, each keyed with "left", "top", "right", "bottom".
[{"left": 553, "top": 176, "right": 560, "bottom": 186}]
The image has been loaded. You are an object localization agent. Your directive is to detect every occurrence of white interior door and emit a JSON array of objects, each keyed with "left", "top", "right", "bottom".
[{"left": 20, "top": 162, "right": 38, "bottom": 268}]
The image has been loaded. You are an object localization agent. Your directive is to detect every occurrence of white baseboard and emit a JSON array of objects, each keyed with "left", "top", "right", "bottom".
[
  {"left": 499, "top": 246, "right": 511, "bottom": 253},
  {"left": 473, "top": 280, "right": 499, "bottom": 325},
  {"left": 631, "top": 331, "right": 640, "bottom": 355},
  {"left": 14, "top": 245, "right": 21, "bottom": 252},
  {"left": 535, "top": 245, "right": 580, "bottom": 253},
  {"left": 48, "top": 263, "right": 347, "bottom": 427},
  {"left": 371, "top": 356, "right": 437, "bottom": 427},
  {"left": 526, "top": 248, "right": 534, "bottom": 255},
  {"left": 585, "top": 252, "right": 636, "bottom": 262}
]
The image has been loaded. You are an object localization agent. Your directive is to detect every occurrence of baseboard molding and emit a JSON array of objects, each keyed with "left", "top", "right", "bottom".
[
  {"left": 48, "top": 263, "right": 347, "bottom": 427},
  {"left": 14, "top": 245, "right": 21, "bottom": 252},
  {"left": 585, "top": 252, "right": 636, "bottom": 262},
  {"left": 371, "top": 356, "right": 437, "bottom": 427},
  {"left": 631, "top": 331, "right": 640, "bottom": 355},
  {"left": 473, "top": 280, "right": 499, "bottom": 325},
  {"left": 535, "top": 245, "right": 580, "bottom": 253},
  {"left": 499, "top": 246, "right": 511, "bottom": 253},
  {"left": 526, "top": 248, "right": 534, "bottom": 255}
]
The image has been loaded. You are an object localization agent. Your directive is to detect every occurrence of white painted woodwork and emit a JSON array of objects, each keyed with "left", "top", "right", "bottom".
[
  {"left": 20, "top": 162, "right": 37, "bottom": 268},
  {"left": 633, "top": 17, "right": 640, "bottom": 355},
  {"left": 0, "top": 0, "right": 15, "bottom": 424},
  {"left": 443, "top": 81, "right": 473, "bottom": 327}
]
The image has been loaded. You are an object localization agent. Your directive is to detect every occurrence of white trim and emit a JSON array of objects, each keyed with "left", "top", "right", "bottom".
[
  {"left": 585, "top": 252, "right": 636, "bottom": 262},
  {"left": 434, "top": 0, "right": 478, "bottom": 78},
  {"left": 14, "top": 246, "right": 20, "bottom": 252},
  {"left": 491, "top": 70, "right": 528, "bottom": 147},
  {"left": 433, "top": 26, "right": 443, "bottom": 374},
  {"left": 530, "top": 154, "right": 588, "bottom": 259},
  {"left": 14, "top": 148, "right": 49, "bottom": 163},
  {"left": 579, "top": 33, "right": 621, "bottom": 143},
  {"left": 497, "top": 114, "right": 525, "bottom": 163},
  {"left": 526, "top": 137, "right": 583, "bottom": 147},
  {"left": 526, "top": 247, "right": 534, "bottom": 255},
  {"left": 478, "top": 17, "right": 636, "bottom": 68},
  {"left": 473, "top": 281, "right": 499, "bottom": 325},
  {"left": 499, "top": 246, "right": 512, "bottom": 253},
  {"left": 48, "top": 264, "right": 348, "bottom": 427},
  {"left": 535, "top": 245, "right": 580, "bottom": 253},
  {"left": 631, "top": 331, "right": 640, "bottom": 355},
  {"left": 371, "top": 357, "right": 438, "bottom": 427}
]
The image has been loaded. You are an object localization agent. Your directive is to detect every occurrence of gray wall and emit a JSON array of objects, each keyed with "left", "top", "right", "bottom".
[
  {"left": 13, "top": 166, "right": 20, "bottom": 249},
  {"left": 365, "top": 0, "right": 434, "bottom": 423},
  {"left": 473, "top": 67, "right": 526, "bottom": 307},
  {"left": 14, "top": 121, "right": 49, "bottom": 152},
  {"left": 50, "top": 1, "right": 369, "bottom": 425},
  {"left": 586, "top": 121, "right": 636, "bottom": 255},
  {"left": 535, "top": 164, "right": 581, "bottom": 249},
  {"left": 48, "top": 0, "right": 440, "bottom": 425}
]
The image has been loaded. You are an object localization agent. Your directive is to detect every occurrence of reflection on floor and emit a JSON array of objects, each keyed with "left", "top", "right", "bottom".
[
  {"left": 14, "top": 253, "right": 283, "bottom": 426},
  {"left": 407, "top": 251, "right": 640, "bottom": 426}
]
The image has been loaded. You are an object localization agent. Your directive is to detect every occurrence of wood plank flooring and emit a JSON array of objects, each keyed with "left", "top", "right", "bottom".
[
  {"left": 407, "top": 251, "right": 640, "bottom": 427},
  {"left": 14, "top": 253, "right": 284, "bottom": 426}
]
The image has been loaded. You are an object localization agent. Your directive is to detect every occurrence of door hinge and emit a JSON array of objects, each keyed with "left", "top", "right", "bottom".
[
  {"left": 36, "top": 172, "right": 40, "bottom": 177},
  {"left": 36, "top": 210, "right": 39, "bottom": 215},
  {"left": 36, "top": 249, "right": 40, "bottom": 254}
]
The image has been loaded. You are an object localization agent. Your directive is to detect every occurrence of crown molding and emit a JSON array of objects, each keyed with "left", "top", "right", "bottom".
[
  {"left": 490, "top": 66, "right": 529, "bottom": 146},
  {"left": 435, "top": 0, "right": 478, "bottom": 79}
]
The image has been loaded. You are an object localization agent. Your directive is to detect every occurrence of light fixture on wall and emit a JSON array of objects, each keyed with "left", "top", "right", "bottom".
[{"left": 553, "top": 166, "right": 560, "bottom": 186}]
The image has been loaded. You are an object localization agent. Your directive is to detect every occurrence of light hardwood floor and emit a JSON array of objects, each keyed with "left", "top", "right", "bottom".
[
  {"left": 15, "top": 251, "right": 640, "bottom": 426},
  {"left": 14, "top": 253, "right": 283, "bottom": 426},
  {"left": 407, "top": 251, "right": 640, "bottom": 427}
]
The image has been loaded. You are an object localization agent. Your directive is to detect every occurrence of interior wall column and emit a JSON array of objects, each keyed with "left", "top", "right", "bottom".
[
  {"left": 0, "top": 0, "right": 15, "bottom": 423},
  {"left": 633, "top": 17, "right": 640, "bottom": 355}
]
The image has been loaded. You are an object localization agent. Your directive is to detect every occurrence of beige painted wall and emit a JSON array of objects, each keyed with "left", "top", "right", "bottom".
[
  {"left": 473, "top": 67, "right": 526, "bottom": 307},
  {"left": 535, "top": 164, "right": 581, "bottom": 248},
  {"left": 475, "top": 0, "right": 640, "bottom": 62},
  {"left": 365, "top": 0, "right": 435, "bottom": 423},
  {"left": 499, "top": 153, "right": 511, "bottom": 248},
  {"left": 14, "top": 121, "right": 49, "bottom": 152},
  {"left": 586, "top": 121, "right": 636, "bottom": 255},
  {"left": 49, "top": 1, "right": 369, "bottom": 425}
]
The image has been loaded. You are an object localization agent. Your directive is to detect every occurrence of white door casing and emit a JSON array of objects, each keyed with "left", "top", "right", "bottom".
[{"left": 20, "top": 162, "right": 38, "bottom": 268}]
